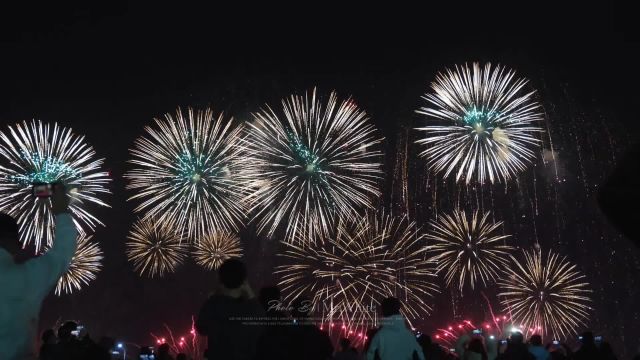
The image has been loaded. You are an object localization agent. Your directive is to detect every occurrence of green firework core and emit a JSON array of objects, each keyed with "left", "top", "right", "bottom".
[
  {"left": 463, "top": 107, "right": 495, "bottom": 136},
  {"left": 8, "top": 151, "right": 79, "bottom": 185}
]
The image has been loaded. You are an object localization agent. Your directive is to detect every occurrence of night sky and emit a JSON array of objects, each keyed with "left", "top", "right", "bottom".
[{"left": 1, "top": 3, "right": 640, "bottom": 357}]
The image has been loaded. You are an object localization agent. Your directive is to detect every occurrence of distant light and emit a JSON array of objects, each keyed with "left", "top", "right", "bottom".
[
  {"left": 190, "top": 330, "right": 195, "bottom": 334},
  {"left": 448, "top": 326, "right": 453, "bottom": 331},
  {"left": 157, "top": 340, "right": 161, "bottom": 345},
  {"left": 458, "top": 325, "right": 463, "bottom": 329},
  {"left": 502, "top": 316, "right": 507, "bottom": 320},
  {"left": 435, "top": 335, "right": 440, "bottom": 339},
  {"left": 485, "top": 324, "right": 491, "bottom": 329},
  {"left": 349, "top": 331, "right": 353, "bottom": 334},
  {"left": 358, "top": 333, "right": 363, "bottom": 337},
  {"left": 180, "top": 337, "right": 185, "bottom": 341},
  {"left": 490, "top": 335, "right": 495, "bottom": 340},
  {"left": 330, "top": 323, "right": 335, "bottom": 327},
  {"left": 161, "top": 338, "right": 166, "bottom": 343},
  {"left": 511, "top": 327, "right": 521, "bottom": 334},
  {"left": 117, "top": 343, "right": 123, "bottom": 349}
]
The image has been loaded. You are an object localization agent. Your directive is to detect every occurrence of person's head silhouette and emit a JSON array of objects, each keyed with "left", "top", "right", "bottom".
[
  {"left": 380, "top": 297, "right": 401, "bottom": 317},
  {"left": 218, "top": 258, "right": 247, "bottom": 290},
  {"left": 530, "top": 334, "right": 543, "bottom": 346}
]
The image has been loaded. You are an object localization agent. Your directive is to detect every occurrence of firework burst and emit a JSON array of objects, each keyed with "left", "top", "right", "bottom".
[
  {"left": 242, "top": 89, "right": 383, "bottom": 242},
  {"left": 0, "top": 120, "right": 110, "bottom": 251},
  {"left": 126, "top": 218, "right": 188, "bottom": 278},
  {"left": 192, "top": 231, "right": 243, "bottom": 270},
  {"left": 415, "top": 62, "right": 544, "bottom": 184},
  {"left": 498, "top": 248, "right": 592, "bottom": 340},
  {"left": 125, "top": 108, "right": 247, "bottom": 241},
  {"left": 276, "top": 212, "right": 438, "bottom": 327},
  {"left": 426, "top": 209, "right": 513, "bottom": 291},
  {"left": 51, "top": 233, "right": 103, "bottom": 296}
]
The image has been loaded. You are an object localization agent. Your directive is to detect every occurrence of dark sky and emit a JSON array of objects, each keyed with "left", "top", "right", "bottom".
[{"left": 1, "top": 2, "right": 640, "bottom": 356}]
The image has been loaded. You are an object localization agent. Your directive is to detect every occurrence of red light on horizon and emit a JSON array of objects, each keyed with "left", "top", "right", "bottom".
[
  {"left": 435, "top": 335, "right": 440, "bottom": 339},
  {"left": 485, "top": 325, "right": 491, "bottom": 329},
  {"left": 448, "top": 326, "right": 453, "bottom": 331}
]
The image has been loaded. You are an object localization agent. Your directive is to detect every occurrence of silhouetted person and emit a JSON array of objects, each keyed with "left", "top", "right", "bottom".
[
  {"left": 39, "top": 329, "right": 57, "bottom": 360},
  {"left": 573, "top": 332, "right": 600, "bottom": 360},
  {"left": 85, "top": 336, "right": 115, "bottom": 360},
  {"left": 418, "top": 334, "right": 446, "bottom": 360},
  {"left": 366, "top": 297, "right": 424, "bottom": 360},
  {"left": 496, "top": 332, "right": 534, "bottom": 360},
  {"left": 599, "top": 342, "right": 617, "bottom": 360},
  {"left": 0, "top": 184, "right": 76, "bottom": 360},
  {"left": 256, "top": 285, "right": 293, "bottom": 360},
  {"left": 288, "top": 297, "right": 334, "bottom": 360},
  {"left": 455, "top": 332, "right": 496, "bottom": 360},
  {"left": 528, "top": 335, "right": 550, "bottom": 360},
  {"left": 464, "top": 338, "right": 488, "bottom": 360},
  {"left": 364, "top": 328, "right": 381, "bottom": 360},
  {"left": 54, "top": 321, "right": 84, "bottom": 360},
  {"left": 196, "top": 259, "right": 265, "bottom": 360},
  {"left": 176, "top": 354, "right": 188, "bottom": 360},
  {"left": 335, "top": 338, "right": 359, "bottom": 360},
  {"left": 157, "top": 343, "right": 174, "bottom": 360}
]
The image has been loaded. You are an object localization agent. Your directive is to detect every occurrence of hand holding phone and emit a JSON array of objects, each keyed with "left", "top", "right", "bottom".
[{"left": 32, "top": 183, "right": 55, "bottom": 198}]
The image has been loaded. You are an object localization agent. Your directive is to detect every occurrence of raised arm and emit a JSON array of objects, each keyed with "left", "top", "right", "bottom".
[{"left": 23, "top": 185, "right": 77, "bottom": 295}]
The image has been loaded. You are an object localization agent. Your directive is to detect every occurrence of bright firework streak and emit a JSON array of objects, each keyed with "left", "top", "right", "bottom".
[
  {"left": 426, "top": 209, "right": 513, "bottom": 291},
  {"left": 276, "top": 212, "right": 439, "bottom": 327},
  {"left": 48, "top": 233, "right": 103, "bottom": 296},
  {"left": 242, "top": 89, "right": 383, "bottom": 242},
  {"left": 498, "top": 248, "right": 592, "bottom": 340},
  {"left": 0, "top": 120, "right": 110, "bottom": 251},
  {"left": 192, "top": 231, "right": 243, "bottom": 270},
  {"left": 415, "top": 63, "right": 544, "bottom": 184},
  {"left": 126, "top": 218, "right": 188, "bottom": 278},
  {"left": 125, "top": 108, "right": 247, "bottom": 241}
]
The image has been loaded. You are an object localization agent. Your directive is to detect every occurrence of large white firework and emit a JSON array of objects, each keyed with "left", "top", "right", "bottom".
[
  {"left": 498, "top": 248, "right": 592, "bottom": 340},
  {"left": 53, "top": 233, "right": 103, "bottom": 296},
  {"left": 125, "top": 108, "right": 247, "bottom": 241},
  {"left": 276, "top": 212, "right": 439, "bottom": 326},
  {"left": 426, "top": 209, "right": 513, "bottom": 291},
  {"left": 126, "top": 218, "right": 188, "bottom": 278},
  {"left": 415, "top": 62, "right": 544, "bottom": 184},
  {"left": 0, "top": 120, "right": 110, "bottom": 251},
  {"left": 243, "top": 89, "right": 383, "bottom": 242}
]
